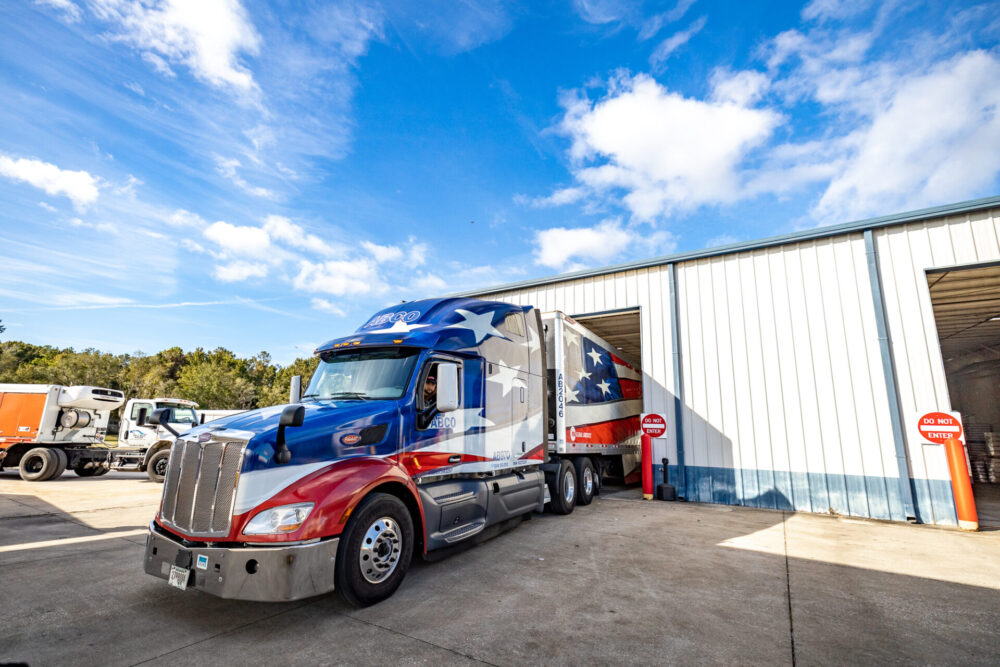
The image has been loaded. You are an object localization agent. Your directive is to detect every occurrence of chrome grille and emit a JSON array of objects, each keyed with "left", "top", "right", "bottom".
[{"left": 159, "top": 438, "right": 246, "bottom": 538}]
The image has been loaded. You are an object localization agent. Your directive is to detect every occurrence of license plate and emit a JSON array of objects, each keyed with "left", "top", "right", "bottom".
[{"left": 168, "top": 565, "right": 190, "bottom": 590}]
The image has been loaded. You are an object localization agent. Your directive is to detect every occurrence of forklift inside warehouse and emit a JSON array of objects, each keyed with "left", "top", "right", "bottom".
[{"left": 927, "top": 263, "right": 1000, "bottom": 526}]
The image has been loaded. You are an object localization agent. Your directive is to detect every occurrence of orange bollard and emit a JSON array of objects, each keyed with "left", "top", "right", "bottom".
[
  {"left": 641, "top": 433, "right": 653, "bottom": 500},
  {"left": 944, "top": 437, "right": 978, "bottom": 531}
]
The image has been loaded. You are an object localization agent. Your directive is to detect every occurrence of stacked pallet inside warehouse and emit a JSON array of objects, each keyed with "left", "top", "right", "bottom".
[{"left": 963, "top": 419, "right": 994, "bottom": 484}]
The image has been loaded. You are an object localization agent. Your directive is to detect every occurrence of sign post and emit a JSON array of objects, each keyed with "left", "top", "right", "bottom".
[
  {"left": 916, "top": 411, "right": 977, "bottom": 531},
  {"left": 640, "top": 413, "right": 667, "bottom": 500}
]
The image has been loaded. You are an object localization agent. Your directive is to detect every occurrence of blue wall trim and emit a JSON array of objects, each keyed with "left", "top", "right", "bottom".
[{"left": 652, "top": 464, "right": 957, "bottom": 526}]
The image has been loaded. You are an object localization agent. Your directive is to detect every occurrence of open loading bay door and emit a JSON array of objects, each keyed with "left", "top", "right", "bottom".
[
  {"left": 570, "top": 308, "right": 643, "bottom": 371},
  {"left": 927, "top": 264, "right": 1000, "bottom": 527}
]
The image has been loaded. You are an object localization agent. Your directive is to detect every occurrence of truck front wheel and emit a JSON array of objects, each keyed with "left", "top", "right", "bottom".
[
  {"left": 19, "top": 448, "right": 60, "bottom": 481},
  {"left": 336, "top": 492, "right": 414, "bottom": 607},
  {"left": 146, "top": 450, "right": 170, "bottom": 483},
  {"left": 547, "top": 459, "right": 577, "bottom": 515}
]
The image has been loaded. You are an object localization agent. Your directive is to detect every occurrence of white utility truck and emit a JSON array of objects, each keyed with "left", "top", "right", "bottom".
[{"left": 113, "top": 398, "right": 243, "bottom": 482}]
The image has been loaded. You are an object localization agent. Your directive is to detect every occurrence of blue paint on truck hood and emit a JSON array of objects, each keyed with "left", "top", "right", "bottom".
[{"left": 185, "top": 400, "right": 400, "bottom": 473}]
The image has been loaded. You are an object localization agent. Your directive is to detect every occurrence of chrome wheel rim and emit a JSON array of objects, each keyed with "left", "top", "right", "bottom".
[
  {"left": 564, "top": 470, "right": 575, "bottom": 503},
  {"left": 583, "top": 468, "right": 594, "bottom": 496},
  {"left": 359, "top": 517, "right": 402, "bottom": 584}
]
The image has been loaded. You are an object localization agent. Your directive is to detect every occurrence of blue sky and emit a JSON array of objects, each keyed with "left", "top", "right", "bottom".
[{"left": 2, "top": 0, "right": 999, "bottom": 363}]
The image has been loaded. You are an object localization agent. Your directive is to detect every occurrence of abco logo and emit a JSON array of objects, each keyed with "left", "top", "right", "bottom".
[{"left": 364, "top": 310, "right": 422, "bottom": 328}]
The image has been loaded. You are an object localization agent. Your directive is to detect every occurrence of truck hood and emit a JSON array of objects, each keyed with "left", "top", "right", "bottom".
[{"left": 187, "top": 400, "right": 400, "bottom": 473}]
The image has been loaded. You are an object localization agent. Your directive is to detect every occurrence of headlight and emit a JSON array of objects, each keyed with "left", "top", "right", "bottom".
[
  {"left": 243, "top": 503, "right": 314, "bottom": 535},
  {"left": 60, "top": 410, "right": 92, "bottom": 429}
]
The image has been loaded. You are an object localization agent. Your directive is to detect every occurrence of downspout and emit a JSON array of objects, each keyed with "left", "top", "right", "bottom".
[
  {"left": 668, "top": 263, "right": 686, "bottom": 499},
  {"left": 864, "top": 229, "right": 917, "bottom": 522}
]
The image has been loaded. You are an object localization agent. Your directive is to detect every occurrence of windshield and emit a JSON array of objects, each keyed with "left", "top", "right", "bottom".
[
  {"left": 304, "top": 347, "right": 420, "bottom": 400},
  {"left": 158, "top": 406, "right": 198, "bottom": 423}
]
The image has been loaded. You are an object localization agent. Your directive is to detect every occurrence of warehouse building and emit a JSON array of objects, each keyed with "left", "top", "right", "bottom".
[{"left": 461, "top": 196, "right": 1000, "bottom": 526}]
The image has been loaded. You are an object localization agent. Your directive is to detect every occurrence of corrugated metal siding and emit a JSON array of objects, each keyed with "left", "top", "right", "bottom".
[
  {"left": 474, "top": 206, "right": 1000, "bottom": 525},
  {"left": 875, "top": 208, "right": 1000, "bottom": 524}
]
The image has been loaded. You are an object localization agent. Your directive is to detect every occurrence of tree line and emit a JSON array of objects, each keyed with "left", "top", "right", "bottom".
[{"left": 0, "top": 339, "right": 319, "bottom": 412}]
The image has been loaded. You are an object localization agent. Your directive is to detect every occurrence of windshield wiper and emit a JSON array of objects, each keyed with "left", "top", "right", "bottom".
[{"left": 326, "top": 391, "right": 372, "bottom": 400}]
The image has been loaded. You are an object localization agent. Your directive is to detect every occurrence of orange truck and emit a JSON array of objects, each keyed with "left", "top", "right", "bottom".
[{"left": 0, "top": 384, "right": 125, "bottom": 481}]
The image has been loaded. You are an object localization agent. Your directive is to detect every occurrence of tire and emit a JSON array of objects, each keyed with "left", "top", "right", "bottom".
[
  {"left": 336, "top": 493, "right": 414, "bottom": 607},
  {"left": 574, "top": 457, "right": 596, "bottom": 506},
  {"left": 50, "top": 449, "right": 69, "bottom": 480},
  {"left": 547, "top": 459, "right": 577, "bottom": 515},
  {"left": 146, "top": 449, "right": 171, "bottom": 483},
  {"left": 19, "top": 447, "right": 60, "bottom": 481}
]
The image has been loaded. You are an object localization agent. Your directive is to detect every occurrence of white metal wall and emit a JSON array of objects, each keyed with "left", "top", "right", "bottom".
[{"left": 481, "top": 206, "right": 1000, "bottom": 525}]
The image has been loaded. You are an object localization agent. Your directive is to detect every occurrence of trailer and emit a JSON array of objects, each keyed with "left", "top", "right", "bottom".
[
  {"left": 0, "top": 384, "right": 125, "bottom": 480},
  {"left": 143, "top": 298, "right": 641, "bottom": 605}
]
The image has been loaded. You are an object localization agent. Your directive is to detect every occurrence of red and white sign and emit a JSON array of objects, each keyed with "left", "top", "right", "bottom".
[
  {"left": 640, "top": 413, "right": 667, "bottom": 438},
  {"left": 917, "top": 412, "right": 963, "bottom": 444}
]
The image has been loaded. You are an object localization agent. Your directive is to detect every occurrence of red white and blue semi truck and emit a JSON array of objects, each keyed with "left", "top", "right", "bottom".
[{"left": 143, "top": 298, "right": 642, "bottom": 606}]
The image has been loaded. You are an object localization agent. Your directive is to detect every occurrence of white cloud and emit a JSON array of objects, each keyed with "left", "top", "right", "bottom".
[
  {"left": 814, "top": 50, "right": 1000, "bottom": 222},
  {"left": 123, "top": 81, "right": 145, "bottom": 96},
  {"left": 407, "top": 237, "right": 429, "bottom": 266},
  {"left": 410, "top": 273, "right": 448, "bottom": 293},
  {"left": 0, "top": 154, "right": 100, "bottom": 209},
  {"left": 48, "top": 292, "right": 132, "bottom": 307},
  {"left": 293, "top": 259, "right": 385, "bottom": 296},
  {"left": 706, "top": 233, "right": 739, "bottom": 247},
  {"left": 69, "top": 217, "right": 118, "bottom": 234},
  {"left": 310, "top": 297, "right": 346, "bottom": 317},
  {"left": 557, "top": 73, "right": 781, "bottom": 220},
  {"left": 263, "top": 215, "right": 336, "bottom": 255},
  {"left": 91, "top": 0, "right": 261, "bottom": 94},
  {"left": 361, "top": 241, "right": 403, "bottom": 263},
  {"left": 639, "top": 0, "right": 697, "bottom": 40},
  {"left": 35, "top": 0, "right": 82, "bottom": 21},
  {"left": 573, "top": 0, "right": 639, "bottom": 25},
  {"left": 203, "top": 220, "right": 271, "bottom": 257},
  {"left": 801, "top": 0, "right": 872, "bottom": 23},
  {"left": 214, "top": 156, "right": 276, "bottom": 198},
  {"left": 169, "top": 209, "right": 208, "bottom": 228},
  {"left": 519, "top": 187, "right": 586, "bottom": 209},
  {"left": 710, "top": 68, "right": 770, "bottom": 106},
  {"left": 38, "top": 202, "right": 58, "bottom": 212},
  {"left": 534, "top": 219, "right": 637, "bottom": 270},
  {"left": 649, "top": 16, "right": 706, "bottom": 70},
  {"left": 214, "top": 260, "right": 268, "bottom": 282}
]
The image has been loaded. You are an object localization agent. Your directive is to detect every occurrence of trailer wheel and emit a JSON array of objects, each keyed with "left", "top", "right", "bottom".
[
  {"left": 547, "top": 459, "right": 577, "bottom": 515},
  {"left": 147, "top": 450, "right": 170, "bottom": 483},
  {"left": 574, "top": 457, "right": 596, "bottom": 506},
  {"left": 51, "top": 449, "right": 69, "bottom": 480},
  {"left": 19, "top": 448, "right": 60, "bottom": 482},
  {"left": 336, "top": 492, "right": 414, "bottom": 607}
]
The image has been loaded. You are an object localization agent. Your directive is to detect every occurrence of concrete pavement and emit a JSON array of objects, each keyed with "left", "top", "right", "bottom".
[{"left": 1, "top": 470, "right": 998, "bottom": 665}]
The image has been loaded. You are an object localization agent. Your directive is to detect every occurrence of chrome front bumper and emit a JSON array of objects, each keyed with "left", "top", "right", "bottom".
[{"left": 144, "top": 523, "right": 339, "bottom": 602}]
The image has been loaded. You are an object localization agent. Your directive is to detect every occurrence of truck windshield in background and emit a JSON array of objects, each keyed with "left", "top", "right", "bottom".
[
  {"left": 304, "top": 347, "right": 420, "bottom": 400},
  {"left": 158, "top": 406, "right": 197, "bottom": 424}
]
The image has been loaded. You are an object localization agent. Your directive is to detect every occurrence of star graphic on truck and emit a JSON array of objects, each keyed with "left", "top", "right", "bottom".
[
  {"left": 487, "top": 360, "right": 526, "bottom": 397},
  {"left": 587, "top": 349, "right": 604, "bottom": 366},
  {"left": 447, "top": 309, "right": 509, "bottom": 344}
]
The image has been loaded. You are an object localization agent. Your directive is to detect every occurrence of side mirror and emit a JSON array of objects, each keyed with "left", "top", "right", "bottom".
[
  {"left": 437, "top": 362, "right": 460, "bottom": 412},
  {"left": 289, "top": 375, "right": 302, "bottom": 404},
  {"left": 275, "top": 405, "right": 305, "bottom": 464},
  {"left": 137, "top": 408, "right": 147, "bottom": 426},
  {"left": 148, "top": 408, "right": 181, "bottom": 438}
]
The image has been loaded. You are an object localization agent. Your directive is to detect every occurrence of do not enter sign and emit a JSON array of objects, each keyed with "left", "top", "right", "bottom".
[
  {"left": 917, "top": 412, "right": 963, "bottom": 444},
  {"left": 640, "top": 413, "right": 667, "bottom": 438}
]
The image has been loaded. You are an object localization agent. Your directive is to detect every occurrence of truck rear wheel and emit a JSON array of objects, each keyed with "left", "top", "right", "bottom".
[
  {"left": 574, "top": 457, "right": 596, "bottom": 506},
  {"left": 547, "top": 459, "right": 577, "bottom": 515},
  {"left": 51, "top": 449, "right": 69, "bottom": 480},
  {"left": 147, "top": 449, "right": 170, "bottom": 483},
  {"left": 336, "top": 492, "right": 414, "bottom": 607},
  {"left": 19, "top": 448, "right": 60, "bottom": 481}
]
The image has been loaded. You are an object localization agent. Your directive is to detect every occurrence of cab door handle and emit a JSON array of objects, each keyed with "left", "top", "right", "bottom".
[{"left": 448, "top": 455, "right": 461, "bottom": 463}]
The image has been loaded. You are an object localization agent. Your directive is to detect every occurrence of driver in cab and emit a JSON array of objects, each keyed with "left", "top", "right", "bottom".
[{"left": 423, "top": 370, "right": 437, "bottom": 410}]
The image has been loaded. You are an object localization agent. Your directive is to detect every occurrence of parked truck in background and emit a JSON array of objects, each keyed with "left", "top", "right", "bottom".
[
  {"left": 0, "top": 384, "right": 125, "bottom": 480},
  {"left": 113, "top": 398, "right": 244, "bottom": 482},
  {"left": 143, "top": 298, "right": 641, "bottom": 605}
]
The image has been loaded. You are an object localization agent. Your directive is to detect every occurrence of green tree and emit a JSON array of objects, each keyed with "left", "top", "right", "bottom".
[
  {"left": 176, "top": 347, "right": 257, "bottom": 409},
  {"left": 259, "top": 356, "right": 319, "bottom": 407}
]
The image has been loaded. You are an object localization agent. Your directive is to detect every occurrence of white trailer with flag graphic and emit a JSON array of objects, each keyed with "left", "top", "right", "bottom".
[{"left": 544, "top": 312, "right": 644, "bottom": 494}]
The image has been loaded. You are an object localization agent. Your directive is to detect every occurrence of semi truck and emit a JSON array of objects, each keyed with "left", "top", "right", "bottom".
[
  {"left": 0, "top": 384, "right": 125, "bottom": 480},
  {"left": 143, "top": 298, "right": 641, "bottom": 605},
  {"left": 112, "top": 398, "right": 244, "bottom": 482}
]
